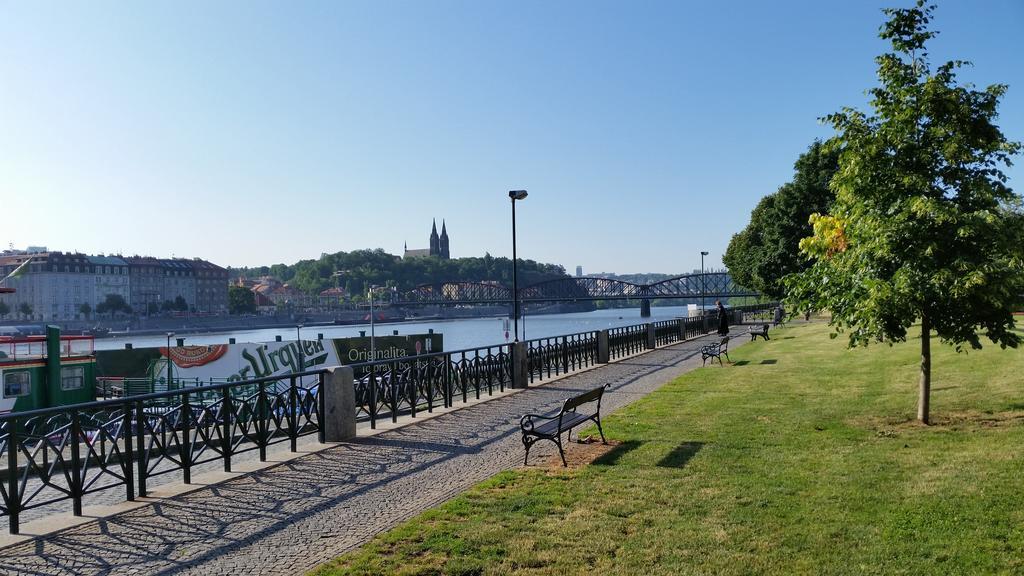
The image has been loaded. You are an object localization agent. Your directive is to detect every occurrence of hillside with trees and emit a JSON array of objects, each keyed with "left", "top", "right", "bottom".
[{"left": 230, "top": 250, "right": 570, "bottom": 298}]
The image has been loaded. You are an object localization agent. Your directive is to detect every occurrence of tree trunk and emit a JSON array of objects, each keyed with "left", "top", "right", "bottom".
[{"left": 918, "top": 314, "right": 931, "bottom": 424}]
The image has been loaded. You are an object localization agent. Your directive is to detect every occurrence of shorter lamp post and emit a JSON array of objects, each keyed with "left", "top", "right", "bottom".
[
  {"left": 165, "top": 332, "right": 175, "bottom": 384},
  {"left": 368, "top": 286, "right": 378, "bottom": 362},
  {"left": 296, "top": 324, "right": 304, "bottom": 382},
  {"left": 700, "top": 251, "right": 709, "bottom": 315}
]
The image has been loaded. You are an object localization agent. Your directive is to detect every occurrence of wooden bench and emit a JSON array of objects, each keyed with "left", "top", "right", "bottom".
[
  {"left": 520, "top": 385, "right": 608, "bottom": 466},
  {"left": 700, "top": 336, "right": 730, "bottom": 366},
  {"left": 749, "top": 324, "right": 770, "bottom": 341}
]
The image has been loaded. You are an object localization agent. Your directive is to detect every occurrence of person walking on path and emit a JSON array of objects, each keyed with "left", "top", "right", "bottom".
[{"left": 716, "top": 300, "right": 729, "bottom": 336}]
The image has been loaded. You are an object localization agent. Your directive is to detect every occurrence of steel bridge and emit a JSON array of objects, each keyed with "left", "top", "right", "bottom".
[{"left": 392, "top": 272, "right": 757, "bottom": 306}]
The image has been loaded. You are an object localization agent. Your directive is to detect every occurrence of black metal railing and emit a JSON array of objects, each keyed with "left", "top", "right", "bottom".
[
  {"left": 524, "top": 331, "right": 599, "bottom": 384},
  {"left": 608, "top": 323, "right": 648, "bottom": 359},
  {"left": 0, "top": 370, "right": 326, "bottom": 534},
  {"left": 350, "top": 345, "right": 511, "bottom": 429},
  {"left": 0, "top": 305, "right": 782, "bottom": 535}
]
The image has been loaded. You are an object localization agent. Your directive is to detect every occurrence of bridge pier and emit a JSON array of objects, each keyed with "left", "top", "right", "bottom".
[{"left": 640, "top": 299, "right": 651, "bottom": 318}]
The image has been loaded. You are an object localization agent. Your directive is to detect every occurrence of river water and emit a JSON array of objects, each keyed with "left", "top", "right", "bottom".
[{"left": 94, "top": 306, "right": 701, "bottom": 352}]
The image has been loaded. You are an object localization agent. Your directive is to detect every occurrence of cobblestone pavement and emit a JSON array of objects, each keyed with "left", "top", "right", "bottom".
[{"left": 0, "top": 335, "right": 737, "bottom": 575}]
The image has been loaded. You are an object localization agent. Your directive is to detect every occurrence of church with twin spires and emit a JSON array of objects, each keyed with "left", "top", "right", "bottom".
[{"left": 403, "top": 219, "right": 450, "bottom": 260}]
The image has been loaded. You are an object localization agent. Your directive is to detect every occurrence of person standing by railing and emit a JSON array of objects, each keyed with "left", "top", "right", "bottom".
[{"left": 716, "top": 300, "right": 729, "bottom": 336}]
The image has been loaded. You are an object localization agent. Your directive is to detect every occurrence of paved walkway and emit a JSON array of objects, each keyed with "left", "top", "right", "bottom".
[{"left": 0, "top": 335, "right": 734, "bottom": 575}]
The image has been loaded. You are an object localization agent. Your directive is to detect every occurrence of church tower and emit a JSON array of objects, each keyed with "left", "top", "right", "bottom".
[
  {"left": 429, "top": 219, "right": 440, "bottom": 257},
  {"left": 440, "top": 220, "right": 450, "bottom": 259}
]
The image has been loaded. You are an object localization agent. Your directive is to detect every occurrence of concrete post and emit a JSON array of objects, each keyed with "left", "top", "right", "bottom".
[
  {"left": 510, "top": 341, "right": 529, "bottom": 389},
  {"left": 323, "top": 366, "right": 357, "bottom": 442},
  {"left": 646, "top": 323, "right": 657, "bottom": 349},
  {"left": 677, "top": 318, "right": 686, "bottom": 341},
  {"left": 597, "top": 330, "right": 610, "bottom": 363}
]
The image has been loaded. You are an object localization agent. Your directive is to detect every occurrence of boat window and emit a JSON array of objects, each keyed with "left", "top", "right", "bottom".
[
  {"left": 3, "top": 372, "right": 31, "bottom": 398},
  {"left": 61, "top": 366, "right": 85, "bottom": 391}
]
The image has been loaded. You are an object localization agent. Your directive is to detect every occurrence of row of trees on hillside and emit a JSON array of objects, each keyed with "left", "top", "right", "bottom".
[
  {"left": 731, "top": 1, "right": 1023, "bottom": 424},
  {"left": 231, "top": 249, "right": 570, "bottom": 297}
]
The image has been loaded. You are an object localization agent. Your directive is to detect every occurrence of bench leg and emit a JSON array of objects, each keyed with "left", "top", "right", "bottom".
[
  {"left": 522, "top": 436, "right": 533, "bottom": 465},
  {"left": 556, "top": 435, "right": 567, "bottom": 467},
  {"left": 595, "top": 417, "right": 607, "bottom": 444},
  {"left": 717, "top": 354, "right": 723, "bottom": 366},
  {"left": 723, "top": 351, "right": 730, "bottom": 362}
]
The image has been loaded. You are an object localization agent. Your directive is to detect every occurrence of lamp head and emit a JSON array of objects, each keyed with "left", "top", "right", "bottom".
[
  {"left": 700, "top": 251, "right": 709, "bottom": 256},
  {"left": 509, "top": 190, "right": 528, "bottom": 201}
]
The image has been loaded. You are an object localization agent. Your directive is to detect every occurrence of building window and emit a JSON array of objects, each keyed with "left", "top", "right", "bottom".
[
  {"left": 3, "top": 372, "right": 31, "bottom": 398},
  {"left": 61, "top": 366, "right": 85, "bottom": 391}
]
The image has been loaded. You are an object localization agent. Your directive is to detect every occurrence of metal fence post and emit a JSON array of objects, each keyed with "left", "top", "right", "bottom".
[
  {"left": 257, "top": 381, "right": 268, "bottom": 461},
  {"left": 135, "top": 401, "right": 148, "bottom": 497},
  {"left": 317, "top": 371, "right": 327, "bottom": 443},
  {"left": 8, "top": 421, "right": 20, "bottom": 534},
  {"left": 70, "top": 409, "right": 83, "bottom": 516},
  {"left": 122, "top": 402, "right": 135, "bottom": 501},
  {"left": 180, "top": 392, "right": 192, "bottom": 484},
  {"left": 289, "top": 375, "right": 298, "bottom": 452},
  {"left": 221, "top": 387, "right": 233, "bottom": 472}
]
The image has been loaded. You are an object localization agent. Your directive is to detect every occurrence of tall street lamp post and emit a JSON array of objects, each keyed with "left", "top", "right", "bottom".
[
  {"left": 509, "top": 190, "right": 528, "bottom": 341},
  {"left": 700, "top": 251, "right": 709, "bottom": 315}
]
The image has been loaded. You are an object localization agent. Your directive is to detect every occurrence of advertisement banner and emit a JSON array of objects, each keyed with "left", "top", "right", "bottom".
[{"left": 95, "top": 333, "right": 444, "bottom": 384}]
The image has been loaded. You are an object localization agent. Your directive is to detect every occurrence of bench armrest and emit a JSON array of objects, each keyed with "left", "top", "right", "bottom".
[{"left": 520, "top": 412, "right": 557, "bottom": 432}]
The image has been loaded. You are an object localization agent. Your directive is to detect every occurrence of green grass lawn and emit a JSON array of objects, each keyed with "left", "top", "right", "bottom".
[{"left": 312, "top": 322, "right": 1024, "bottom": 576}]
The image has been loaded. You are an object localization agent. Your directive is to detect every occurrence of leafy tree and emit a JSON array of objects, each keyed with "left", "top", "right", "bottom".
[
  {"left": 787, "top": 1, "right": 1023, "bottom": 424},
  {"left": 0, "top": 301, "right": 9, "bottom": 319},
  {"left": 228, "top": 285, "right": 256, "bottom": 314},
  {"left": 724, "top": 141, "right": 839, "bottom": 298},
  {"left": 18, "top": 302, "right": 32, "bottom": 320},
  {"left": 79, "top": 302, "right": 92, "bottom": 320},
  {"left": 162, "top": 300, "right": 175, "bottom": 312},
  {"left": 174, "top": 295, "right": 188, "bottom": 311},
  {"left": 147, "top": 302, "right": 160, "bottom": 314}
]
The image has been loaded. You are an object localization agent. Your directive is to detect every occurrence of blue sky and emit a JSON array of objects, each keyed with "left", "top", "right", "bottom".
[{"left": 1, "top": 0, "right": 1021, "bottom": 274}]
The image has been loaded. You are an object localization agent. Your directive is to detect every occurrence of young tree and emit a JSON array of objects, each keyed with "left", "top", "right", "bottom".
[
  {"left": 79, "top": 302, "right": 92, "bottom": 320},
  {"left": 18, "top": 302, "right": 32, "bottom": 320},
  {"left": 0, "top": 301, "right": 9, "bottom": 319},
  {"left": 788, "top": 1, "right": 1023, "bottom": 424}
]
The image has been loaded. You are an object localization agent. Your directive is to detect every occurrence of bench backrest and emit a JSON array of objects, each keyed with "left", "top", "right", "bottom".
[
  {"left": 563, "top": 385, "right": 606, "bottom": 413},
  {"left": 720, "top": 336, "right": 730, "bottom": 350}
]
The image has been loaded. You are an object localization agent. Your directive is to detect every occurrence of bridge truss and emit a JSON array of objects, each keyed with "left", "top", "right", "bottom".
[{"left": 393, "top": 272, "right": 757, "bottom": 306}]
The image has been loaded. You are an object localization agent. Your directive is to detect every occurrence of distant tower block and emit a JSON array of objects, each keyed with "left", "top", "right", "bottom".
[{"left": 575, "top": 266, "right": 583, "bottom": 277}]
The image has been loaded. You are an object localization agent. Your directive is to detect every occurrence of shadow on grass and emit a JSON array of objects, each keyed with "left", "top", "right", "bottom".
[
  {"left": 728, "top": 359, "right": 778, "bottom": 366},
  {"left": 656, "top": 442, "right": 704, "bottom": 468},
  {"left": 1007, "top": 402, "right": 1024, "bottom": 411},
  {"left": 592, "top": 440, "right": 643, "bottom": 466}
]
